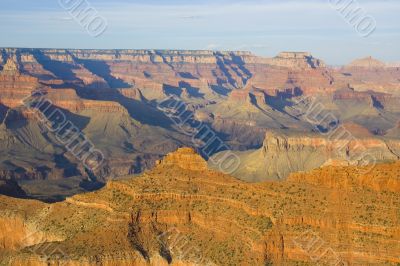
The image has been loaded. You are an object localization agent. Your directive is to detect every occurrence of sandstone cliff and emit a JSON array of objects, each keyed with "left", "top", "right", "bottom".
[
  {"left": 156, "top": 147, "right": 208, "bottom": 171},
  {"left": 0, "top": 48, "right": 399, "bottom": 200},
  {"left": 265, "top": 52, "right": 326, "bottom": 69},
  {"left": 0, "top": 148, "right": 398, "bottom": 265},
  {"left": 212, "top": 130, "right": 400, "bottom": 182}
]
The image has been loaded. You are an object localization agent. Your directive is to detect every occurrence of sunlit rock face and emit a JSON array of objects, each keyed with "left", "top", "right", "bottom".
[
  {"left": 1, "top": 57, "right": 19, "bottom": 74},
  {"left": 267, "top": 51, "right": 326, "bottom": 69},
  {"left": 0, "top": 148, "right": 399, "bottom": 265},
  {"left": 0, "top": 48, "right": 399, "bottom": 201},
  {"left": 156, "top": 147, "right": 208, "bottom": 171},
  {"left": 212, "top": 130, "right": 400, "bottom": 182}
]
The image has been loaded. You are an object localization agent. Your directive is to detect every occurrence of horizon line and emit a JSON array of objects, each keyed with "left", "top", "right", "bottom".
[{"left": 0, "top": 47, "right": 391, "bottom": 66}]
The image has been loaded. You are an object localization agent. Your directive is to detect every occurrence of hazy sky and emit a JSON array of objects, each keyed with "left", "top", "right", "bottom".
[{"left": 0, "top": 0, "right": 399, "bottom": 65}]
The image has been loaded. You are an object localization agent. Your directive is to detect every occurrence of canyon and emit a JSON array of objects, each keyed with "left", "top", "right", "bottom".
[
  {"left": 216, "top": 130, "right": 400, "bottom": 182},
  {"left": 0, "top": 148, "right": 398, "bottom": 265},
  {"left": 0, "top": 48, "right": 399, "bottom": 265},
  {"left": 0, "top": 48, "right": 399, "bottom": 200}
]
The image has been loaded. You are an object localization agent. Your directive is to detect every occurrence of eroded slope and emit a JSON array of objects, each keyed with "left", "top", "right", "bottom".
[{"left": 0, "top": 148, "right": 398, "bottom": 265}]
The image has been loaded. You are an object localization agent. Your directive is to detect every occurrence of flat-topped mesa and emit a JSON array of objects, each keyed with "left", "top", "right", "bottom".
[
  {"left": 156, "top": 147, "right": 208, "bottom": 171},
  {"left": 150, "top": 50, "right": 252, "bottom": 64},
  {"left": 262, "top": 130, "right": 397, "bottom": 154},
  {"left": 278, "top": 52, "right": 312, "bottom": 59},
  {"left": 266, "top": 52, "right": 326, "bottom": 69},
  {"left": 29, "top": 49, "right": 253, "bottom": 64},
  {"left": 346, "top": 56, "right": 386, "bottom": 69},
  {"left": 222, "top": 130, "right": 400, "bottom": 182}
]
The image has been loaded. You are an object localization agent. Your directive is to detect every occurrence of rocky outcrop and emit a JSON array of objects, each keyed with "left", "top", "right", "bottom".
[
  {"left": 214, "top": 130, "right": 400, "bottom": 182},
  {"left": 265, "top": 52, "right": 326, "bottom": 69},
  {"left": 0, "top": 47, "right": 399, "bottom": 199},
  {"left": 1, "top": 57, "right": 19, "bottom": 75},
  {"left": 288, "top": 162, "right": 400, "bottom": 193},
  {"left": 333, "top": 89, "right": 400, "bottom": 112},
  {"left": 0, "top": 57, "right": 39, "bottom": 108},
  {"left": 346, "top": 56, "right": 386, "bottom": 69},
  {"left": 0, "top": 148, "right": 399, "bottom": 265},
  {"left": 156, "top": 147, "right": 208, "bottom": 171},
  {"left": 0, "top": 214, "right": 31, "bottom": 251},
  {"left": 227, "top": 89, "right": 253, "bottom": 104}
]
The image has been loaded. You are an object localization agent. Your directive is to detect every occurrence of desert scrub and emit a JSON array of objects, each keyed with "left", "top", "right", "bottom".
[{"left": 255, "top": 216, "right": 273, "bottom": 233}]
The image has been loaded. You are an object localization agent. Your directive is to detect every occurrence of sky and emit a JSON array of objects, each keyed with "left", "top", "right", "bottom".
[{"left": 0, "top": 0, "right": 399, "bottom": 65}]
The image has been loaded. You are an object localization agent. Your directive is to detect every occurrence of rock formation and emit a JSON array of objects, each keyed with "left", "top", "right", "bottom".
[
  {"left": 0, "top": 48, "right": 399, "bottom": 200},
  {"left": 346, "top": 56, "right": 386, "bottom": 69},
  {"left": 266, "top": 52, "right": 326, "bottom": 69},
  {"left": 0, "top": 148, "right": 398, "bottom": 265},
  {"left": 0, "top": 56, "right": 39, "bottom": 109},
  {"left": 156, "top": 147, "right": 208, "bottom": 171},
  {"left": 1, "top": 57, "right": 19, "bottom": 75},
  {"left": 212, "top": 130, "right": 400, "bottom": 182}
]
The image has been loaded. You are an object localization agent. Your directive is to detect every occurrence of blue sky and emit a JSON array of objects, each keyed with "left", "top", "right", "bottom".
[{"left": 0, "top": 0, "right": 399, "bottom": 65}]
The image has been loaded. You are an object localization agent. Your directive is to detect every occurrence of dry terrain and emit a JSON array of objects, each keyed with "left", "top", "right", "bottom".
[
  {"left": 1, "top": 49, "right": 400, "bottom": 199},
  {"left": 0, "top": 148, "right": 398, "bottom": 265}
]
